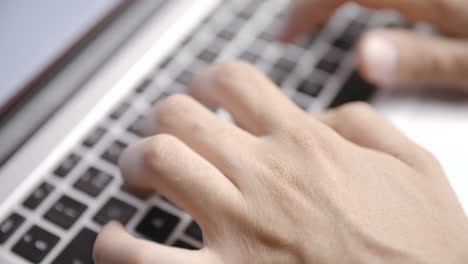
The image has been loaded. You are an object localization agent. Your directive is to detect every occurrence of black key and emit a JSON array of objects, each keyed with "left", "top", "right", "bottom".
[
  {"left": 332, "top": 36, "right": 355, "bottom": 51},
  {"left": 175, "top": 69, "right": 193, "bottom": 85},
  {"left": 23, "top": 182, "right": 55, "bottom": 210},
  {"left": 198, "top": 49, "right": 218, "bottom": 63},
  {"left": 217, "top": 28, "right": 235, "bottom": 40},
  {"left": 135, "top": 78, "right": 152, "bottom": 93},
  {"left": 217, "top": 18, "right": 244, "bottom": 41},
  {"left": 0, "top": 213, "right": 25, "bottom": 244},
  {"left": 82, "top": 126, "right": 106, "bottom": 147},
  {"left": 185, "top": 221, "right": 203, "bottom": 242},
  {"left": 297, "top": 80, "right": 324, "bottom": 97},
  {"left": 53, "top": 153, "right": 81, "bottom": 178},
  {"left": 102, "top": 140, "right": 127, "bottom": 165},
  {"left": 73, "top": 167, "right": 113, "bottom": 197},
  {"left": 128, "top": 115, "right": 146, "bottom": 137},
  {"left": 12, "top": 225, "right": 59, "bottom": 263},
  {"left": 93, "top": 197, "right": 137, "bottom": 226},
  {"left": 110, "top": 102, "right": 130, "bottom": 120},
  {"left": 316, "top": 58, "right": 340, "bottom": 74},
  {"left": 332, "top": 21, "right": 366, "bottom": 51},
  {"left": 136, "top": 207, "right": 180, "bottom": 243},
  {"left": 173, "top": 240, "right": 197, "bottom": 250},
  {"left": 274, "top": 58, "right": 296, "bottom": 73},
  {"left": 44, "top": 195, "right": 87, "bottom": 229},
  {"left": 329, "top": 72, "right": 377, "bottom": 108},
  {"left": 268, "top": 68, "right": 289, "bottom": 86},
  {"left": 238, "top": 50, "right": 260, "bottom": 63},
  {"left": 332, "top": 34, "right": 357, "bottom": 51},
  {"left": 259, "top": 29, "right": 275, "bottom": 42},
  {"left": 52, "top": 228, "right": 97, "bottom": 264},
  {"left": 236, "top": 1, "right": 260, "bottom": 20}
]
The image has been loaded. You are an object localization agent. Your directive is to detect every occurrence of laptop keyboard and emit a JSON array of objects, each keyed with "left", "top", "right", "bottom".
[{"left": 0, "top": 0, "right": 411, "bottom": 263}]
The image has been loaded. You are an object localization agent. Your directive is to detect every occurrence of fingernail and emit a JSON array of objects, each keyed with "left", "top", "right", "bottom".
[{"left": 361, "top": 35, "right": 398, "bottom": 86}]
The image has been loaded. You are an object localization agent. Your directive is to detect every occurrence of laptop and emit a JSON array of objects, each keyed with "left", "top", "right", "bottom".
[{"left": 1, "top": 0, "right": 467, "bottom": 263}]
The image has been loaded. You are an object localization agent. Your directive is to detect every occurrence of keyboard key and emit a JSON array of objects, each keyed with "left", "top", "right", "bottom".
[
  {"left": 217, "top": 18, "right": 244, "bottom": 41},
  {"left": 329, "top": 72, "right": 377, "bottom": 108},
  {"left": 93, "top": 197, "right": 137, "bottom": 226},
  {"left": 135, "top": 78, "right": 152, "bottom": 93},
  {"left": 110, "top": 102, "right": 130, "bottom": 120},
  {"left": 172, "top": 240, "right": 197, "bottom": 250},
  {"left": 53, "top": 153, "right": 81, "bottom": 178},
  {"left": 268, "top": 68, "right": 289, "bottom": 86},
  {"left": 12, "top": 225, "right": 59, "bottom": 263},
  {"left": 217, "top": 28, "right": 235, "bottom": 40},
  {"left": 274, "top": 57, "right": 297, "bottom": 73},
  {"left": 297, "top": 80, "right": 324, "bottom": 97},
  {"left": 136, "top": 207, "right": 180, "bottom": 243},
  {"left": 259, "top": 29, "right": 275, "bottom": 42},
  {"left": 52, "top": 228, "right": 97, "bottom": 264},
  {"left": 73, "top": 167, "right": 113, "bottom": 197},
  {"left": 128, "top": 115, "right": 146, "bottom": 137},
  {"left": 316, "top": 58, "right": 340, "bottom": 74},
  {"left": 198, "top": 49, "right": 218, "bottom": 63},
  {"left": 44, "top": 195, "right": 87, "bottom": 229},
  {"left": 332, "top": 36, "right": 355, "bottom": 51},
  {"left": 0, "top": 213, "right": 25, "bottom": 244},
  {"left": 185, "top": 221, "right": 203, "bottom": 242},
  {"left": 236, "top": 2, "right": 260, "bottom": 20},
  {"left": 175, "top": 69, "right": 193, "bottom": 85},
  {"left": 238, "top": 50, "right": 260, "bottom": 63},
  {"left": 23, "top": 182, "right": 55, "bottom": 210},
  {"left": 102, "top": 140, "right": 127, "bottom": 165},
  {"left": 82, "top": 126, "right": 106, "bottom": 147}
]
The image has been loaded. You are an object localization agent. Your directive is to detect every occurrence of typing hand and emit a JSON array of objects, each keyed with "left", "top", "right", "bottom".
[
  {"left": 93, "top": 61, "right": 468, "bottom": 264},
  {"left": 280, "top": 0, "right": 468, "bottom": 90}
]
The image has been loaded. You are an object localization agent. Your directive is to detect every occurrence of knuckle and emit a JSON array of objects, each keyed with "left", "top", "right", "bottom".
[{"left": 142, "top": 134, "right": 179, "bottom": 171}]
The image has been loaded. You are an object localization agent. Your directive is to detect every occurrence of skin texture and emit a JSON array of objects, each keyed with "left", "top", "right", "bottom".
[
  {"left": 280, "top": 0, "right": 468, "bottom": 90},
  {"left": 93, "top": 61, "right": 468, "bottom": 264}
]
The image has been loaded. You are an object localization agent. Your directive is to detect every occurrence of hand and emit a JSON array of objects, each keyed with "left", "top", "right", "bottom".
[
  {"left": 280, "top": 0, "right": 468, "bottom": 90},
  {"left": 93, "top": 61, "right": 468, "bottom": 264}
]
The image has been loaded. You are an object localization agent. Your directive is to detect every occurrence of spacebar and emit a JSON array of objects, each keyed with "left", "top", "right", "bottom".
[{"left": 328, "top": 72, "right": 377, "bottom": 108}]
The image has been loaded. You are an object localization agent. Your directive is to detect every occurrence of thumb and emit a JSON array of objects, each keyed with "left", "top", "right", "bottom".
[{"left": 357, "top": 29, "right": 468, "bottom": 90}]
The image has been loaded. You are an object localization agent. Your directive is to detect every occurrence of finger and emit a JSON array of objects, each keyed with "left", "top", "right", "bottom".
[
  {"left": 358, "top": 29, "right": 468, "bottom": 90},
  {"left": 119, "top": 134, "right": 242, "bottom": 227},
  {"left": 280, "top": 0, "right": 468, "bottom": 42},
  {"left": 356, "top": 0, "right": 468, "bottom": 37},
  {"left": 318, "top": 102, "right": 438, "bottom": 173},
  {"left": 94, "top": 222, "right": 217, "bottom": 264},
  {"left": 278, "top": 0, "right": 342, "bottom": 42},
  {"left": 145, "top": 94, "right": 257, "bottom": 177},
  {"left": 188, "top": 60, "right": 305, "bottom": 135}
]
